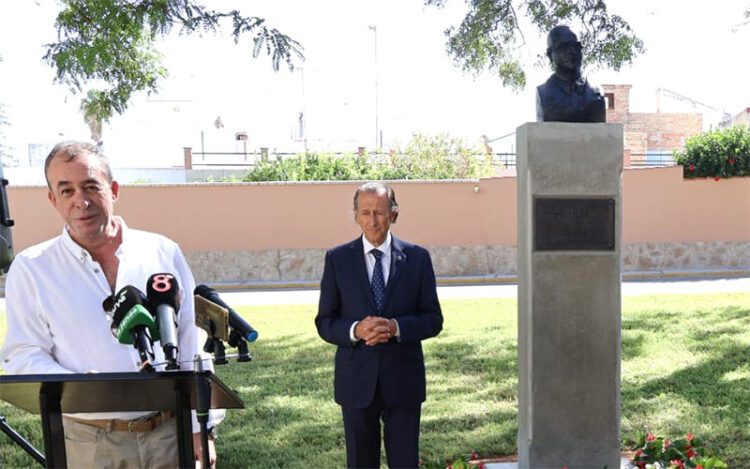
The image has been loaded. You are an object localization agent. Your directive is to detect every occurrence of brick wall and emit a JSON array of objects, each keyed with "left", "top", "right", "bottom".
[
  {"left": 604, "top": 84, "right": 631, "bottom": 124},
  {"left": 603, "top": 84, "right": 703, "bottom": 158},
  {"left": 733, "top": 107, "right": 750, "bottom": 127},
  {"left": 625, "top": 131, "right": 648, "bottom": 155},
  {"left": 627, "top": 113, "right": 703, "bottom": 150}
]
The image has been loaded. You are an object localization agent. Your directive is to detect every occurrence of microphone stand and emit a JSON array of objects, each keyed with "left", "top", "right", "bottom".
[
  {"left": 193, "top": 355, "right": 212, "bottom": 469},
  {"left": 203, "top": 337, "right": 228, "bottom": 365},
  {"left": 0, "top": 415, "right": 46, "bottom": 466},
  {"left": 228, "top": 330, "right": 252, "bottom": 362}
]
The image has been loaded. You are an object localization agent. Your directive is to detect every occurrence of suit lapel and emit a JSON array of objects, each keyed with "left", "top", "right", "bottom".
[
  {"left": 350, "top": 237, "right": 376, "bottom": 310},
  {"left": 383, "top": 237, "right": 406, "bottom": 311}
]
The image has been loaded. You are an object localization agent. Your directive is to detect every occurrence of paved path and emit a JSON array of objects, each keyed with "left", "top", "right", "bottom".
[
  {"left": 216, "top": 277, "right": 749, "bottom": 307},
  {"left": 2, "top": 277, "right": 744, "bottom": 310}
]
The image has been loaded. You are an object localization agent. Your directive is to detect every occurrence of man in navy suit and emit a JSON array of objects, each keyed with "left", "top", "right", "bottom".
[{"left": 316, "top": 182, "right": 443, "bottom": 469}]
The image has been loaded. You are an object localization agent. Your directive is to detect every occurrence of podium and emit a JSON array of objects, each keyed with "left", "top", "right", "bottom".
[{"left": 0, "top": 371, "right": 244, "bottom": 469}]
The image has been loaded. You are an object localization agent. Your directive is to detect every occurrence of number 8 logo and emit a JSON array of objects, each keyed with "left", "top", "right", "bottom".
[{"left": 151, "top": 274, "right": 174, "bottom": 293}]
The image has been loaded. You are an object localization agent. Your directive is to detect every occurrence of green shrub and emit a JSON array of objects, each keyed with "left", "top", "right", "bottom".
[
  {"left": 240, "top": 134, "right": 495, "bottom": 182},
  {"left": 375, "top": 133, "right": 494, "bottom": 180},
  {"left": 674, "top": 126, "right": 750, "bottom": 179},
  {"left": 242, "top": 152, "right": 371, "bottom": 182}
]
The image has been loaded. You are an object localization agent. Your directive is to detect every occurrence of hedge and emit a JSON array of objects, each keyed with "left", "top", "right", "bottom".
[{"left": 675, "top": 125, "right": 750, "bottom": 179}]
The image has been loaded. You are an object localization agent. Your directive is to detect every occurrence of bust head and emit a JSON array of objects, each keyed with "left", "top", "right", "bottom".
[
  {"left": 535, "top": 25, "right": 605, "bottom": 122},
  {"left": 546, "top": 25, "right": 583, "bottom": 81}
]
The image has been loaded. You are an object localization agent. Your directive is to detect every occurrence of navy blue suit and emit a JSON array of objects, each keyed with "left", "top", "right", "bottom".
[{"left": 316, "top": 235, "right": 443, "bottom": 468}]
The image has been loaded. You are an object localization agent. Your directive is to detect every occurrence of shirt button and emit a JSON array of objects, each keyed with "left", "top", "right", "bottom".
[{"left": 94, "top": 269, "right": 100, "bottom": 273}]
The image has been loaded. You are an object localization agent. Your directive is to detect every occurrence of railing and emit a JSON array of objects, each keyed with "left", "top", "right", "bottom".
[
  {"left": 183, "top": 148, "right": 680, "bottom": 171},
  {"left": 628, "top": 152, "right": 678, "bottom": 167}
]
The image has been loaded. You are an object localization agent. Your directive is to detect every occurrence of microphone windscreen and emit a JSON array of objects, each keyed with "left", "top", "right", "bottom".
[
  {"left": 146, "top": 273, "right": 180, "bottom": 311},
  {"left": 107, "top": 286, "right": 149, "bottom": 326},
  {"left": 195, "top": 284, "right": 258, "bottom": 343},
  {"left": 112, "top": 304, "right": 159, "bottom": 344}
]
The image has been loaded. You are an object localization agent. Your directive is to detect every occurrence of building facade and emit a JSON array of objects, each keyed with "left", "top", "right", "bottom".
[{"left": 603, "top": 84, "right": 703, "bottom": 166}]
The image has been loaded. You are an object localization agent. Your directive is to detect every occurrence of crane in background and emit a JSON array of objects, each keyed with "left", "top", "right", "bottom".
[{"left": 655, "top": 88, "right": 732, "bottom": 128}]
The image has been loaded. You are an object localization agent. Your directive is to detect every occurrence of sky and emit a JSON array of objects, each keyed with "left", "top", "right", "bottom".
[{"left": 0, "top": 0, "right": 749, "bottom": 168}]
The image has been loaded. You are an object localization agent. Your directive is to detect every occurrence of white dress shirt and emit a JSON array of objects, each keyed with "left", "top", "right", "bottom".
[
  {"left": 362, "top": 232, "right": 392, "bottom": 285},
  {"left": 0, "top": 219, "right": 223, "bottom": 428},
  {"left": 349, "top": 232, "right": 400, "bottom": 341}
]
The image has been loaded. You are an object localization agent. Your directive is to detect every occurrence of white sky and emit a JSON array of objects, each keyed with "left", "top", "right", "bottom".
[{"left": 1, "top": 0, "right": 749, "bottom": 168}]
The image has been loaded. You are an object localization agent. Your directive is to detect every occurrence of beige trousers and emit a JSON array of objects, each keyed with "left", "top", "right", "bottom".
[{"left": 62, "top": 417, "right": 179, "bottom": 469}]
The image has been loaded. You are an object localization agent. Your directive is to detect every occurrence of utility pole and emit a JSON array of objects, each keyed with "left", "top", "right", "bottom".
[{"left": 368, "top": 25, "right": 379, "bottom": 150}]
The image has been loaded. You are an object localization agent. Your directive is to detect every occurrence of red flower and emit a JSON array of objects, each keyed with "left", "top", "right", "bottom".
[
  {"left": 728, "top": 158, "right": 736, "bottom": 165},
  {"left": 671, "top": 459, "right": 685, "bottom": 468},
  {"left": 478, "top": 464, "right": 486, "bottom": 469},
  {"left": 714, "top": 176, "right": 721, "bottom": 181},
  {"left": 688, "top": 164, "right": 696, "bottom": 172},
  {"left": 646, "top": 432, "right": 657, "bottom": 442},
  {"left": 687, "top": 432, "right": 693, "bottom": 442},
  {"left": 686, "top": 447, "right": 697, "bottom": 458},
  {"left": 697, "top": 465, "right": 704, "bottom": 469},
  {"left": 471, "top": 451, "right": 479, "bottom": 460}
]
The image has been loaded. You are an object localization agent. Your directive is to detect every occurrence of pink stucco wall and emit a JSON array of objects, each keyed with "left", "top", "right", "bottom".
[{"left": 8, "top": 166, "right": 749, "bottom": 253}]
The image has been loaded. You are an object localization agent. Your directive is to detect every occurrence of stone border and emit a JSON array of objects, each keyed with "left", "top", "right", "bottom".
[
  {"left": 184, "top": 241, "right": 749, "bottom": 286},
  {"left": 0, "top": 242, "right": 746, "bottom": 295}
]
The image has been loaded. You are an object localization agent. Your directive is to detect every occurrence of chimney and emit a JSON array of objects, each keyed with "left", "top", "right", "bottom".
[{"left": 602, "top": 84, "right": 631, "bottom": 124}]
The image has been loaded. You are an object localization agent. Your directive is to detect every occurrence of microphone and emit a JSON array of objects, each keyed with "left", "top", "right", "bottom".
[
  {"left": 194, "top": 295, "right": 230, "bottom": 342},
  {"left": 104, "top": 286, "right": 159, "bottom": 372},
  {"left": 194, "top": 285, "right": 258, "bottom": 343},
  {"left": 146, "top": 273, "right": 181, "bottom": 370}
]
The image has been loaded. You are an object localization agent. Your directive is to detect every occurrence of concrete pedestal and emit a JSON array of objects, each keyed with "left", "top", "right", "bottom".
[{"left": 516, "top": 123, "right": 623, "bottom": 469}]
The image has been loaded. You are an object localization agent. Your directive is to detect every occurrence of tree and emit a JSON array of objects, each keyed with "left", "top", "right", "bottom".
[
  {"left": 44, "top": 0, "right": 304, "bottom": 135},
  {"left": 424, "top": 0, "right": 644, "bottom": 90},
  {"left": 0, "top": 55, "right": 17, "bottom": 167},
  {"left": 739, "top": 5, "right": 750, "bottom": 29}
]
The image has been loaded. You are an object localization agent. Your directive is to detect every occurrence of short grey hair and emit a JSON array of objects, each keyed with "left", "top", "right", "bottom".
[
  {"left": 44, "top": 141, "right": 112, "bottom": 189},
  {"left": 353, "top": 181, "right": 399, "bottom": 222}
]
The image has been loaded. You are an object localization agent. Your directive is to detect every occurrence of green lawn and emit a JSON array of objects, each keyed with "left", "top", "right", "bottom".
[{"left": 1, "top": 292, "right": 748, "bottom": 468}]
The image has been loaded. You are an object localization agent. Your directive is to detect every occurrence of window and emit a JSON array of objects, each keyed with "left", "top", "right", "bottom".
[{"left": 605, "top": 93, "right": 615, "bottom": 110}]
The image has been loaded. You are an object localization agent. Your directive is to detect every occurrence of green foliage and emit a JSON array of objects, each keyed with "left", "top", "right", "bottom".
[
  {"left": 421, "top": 451, "right": 485, "bottom": 469},
  {"left": 241, "top": 134, "right": 495, "bottom": 182},
  {"left": 0, "top": 55, "right": 16, "bottom": 167},
  {"left": 424, "top": 0, "right": 645, "bottom": 90},
  {"left": 0, "top": 102, "right": 11, "bottom": 167},
  {"left": 630, "top": 432, "right": 727, "bottom": 469},
  {"left": 674, "top": 126, "right": 750, "bottom": 179},
  {"left": 242, "top": 152, "right": 372, "bottom": 182},
  {"left": 45, "top": 0, "right": 303, "bottom": 123},
  {"left": 379, "top": 133, "right": 494, "bottom": 180}
]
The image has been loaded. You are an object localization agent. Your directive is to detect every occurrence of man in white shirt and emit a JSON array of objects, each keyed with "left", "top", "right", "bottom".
[{"left": 0, "top": 141, "right": 222, "bottom": 468}]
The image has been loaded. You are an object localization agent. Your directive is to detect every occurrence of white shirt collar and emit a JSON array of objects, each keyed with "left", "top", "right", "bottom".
[
  {"left": 362, "top": 231, "right": 392, "bottom": 255},
  {"left": 60, "top": 216, "right": 127, "bottom": 264}
]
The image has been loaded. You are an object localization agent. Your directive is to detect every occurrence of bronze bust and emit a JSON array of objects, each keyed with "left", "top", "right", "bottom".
[{"left": 536, "top": 26, "right": 606, "bottom": 123}]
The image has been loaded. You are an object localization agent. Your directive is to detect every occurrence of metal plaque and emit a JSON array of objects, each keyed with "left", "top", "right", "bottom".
[{"left": 534, "top": 198, "right": 615, "bottom": 251}]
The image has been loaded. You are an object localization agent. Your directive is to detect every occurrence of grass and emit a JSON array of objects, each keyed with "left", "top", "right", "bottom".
[{"left": 1, "top": 292, "right": 749, "bottom": 468}]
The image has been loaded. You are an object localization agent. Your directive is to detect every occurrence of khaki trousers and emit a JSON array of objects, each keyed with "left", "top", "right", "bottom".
[{"left": 62, "top": 417, "right": 179, "bottom": 469}]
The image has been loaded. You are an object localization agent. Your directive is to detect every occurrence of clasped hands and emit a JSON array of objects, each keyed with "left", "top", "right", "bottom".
[{"left": 354, "top": 316, "right": 397, "bottom": 346}]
